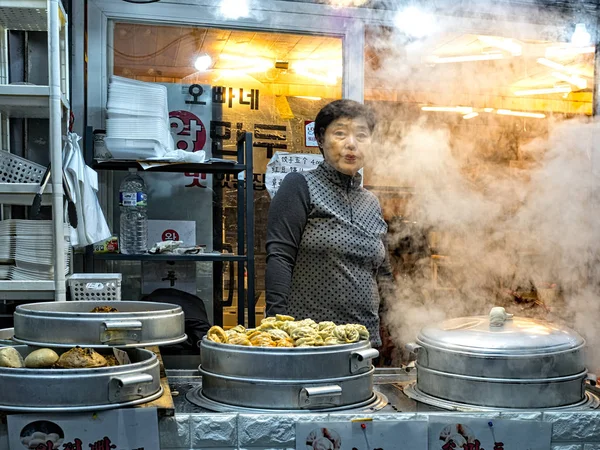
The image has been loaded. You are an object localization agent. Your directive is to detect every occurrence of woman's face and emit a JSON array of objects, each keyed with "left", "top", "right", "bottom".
[{"left": 319, "top": 116, "right": 372, "bottom": 176}]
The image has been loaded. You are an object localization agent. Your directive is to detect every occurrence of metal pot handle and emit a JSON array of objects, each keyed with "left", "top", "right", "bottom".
[
  {"left": 108, "top": 373, "right": 154, "bottom": 403},
  {"left": 405, "top": 343, "right": 422, "bottom": 363},
  {"left": 101, "top": 320, "right": 143, "bottom": 344},
  {"left": 299, "top": 385, "right": 342, "bottom": 408},
  {"left": 350, "top": 348, "right": 379, "bottom": 374}
]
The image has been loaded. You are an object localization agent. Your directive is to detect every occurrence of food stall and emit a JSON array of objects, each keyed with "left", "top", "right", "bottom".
[{"left": 1, "top": 0, "right": 600, "bottom": 448}]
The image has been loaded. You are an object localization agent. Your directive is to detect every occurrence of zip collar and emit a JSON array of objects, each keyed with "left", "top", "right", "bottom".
[{"left": 318, "top": 160, "right": 362, "bottom": 190}]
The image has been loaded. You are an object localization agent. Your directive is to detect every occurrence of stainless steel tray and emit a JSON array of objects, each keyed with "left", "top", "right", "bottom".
[
  {"left": 0, "top": 346, "right": 162, "bottom": 412},
  {"left": 13, "top": 301, "right": 186, "bottom": 348}
]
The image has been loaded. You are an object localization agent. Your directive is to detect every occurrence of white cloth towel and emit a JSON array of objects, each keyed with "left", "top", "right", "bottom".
[{"left": 63, "top": 132, "right": 112, "bottom": 247}]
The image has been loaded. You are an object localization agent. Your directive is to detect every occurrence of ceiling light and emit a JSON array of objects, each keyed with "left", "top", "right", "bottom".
[
  {"left": 478, "top": 36, "right": 522, "bottom": 56},
  {"left": 536, "top": 58, "right": 583, "bottom": 76},
  {"left": 545, "top": 46, "right": 595, "bottom": 58},
  {"left": 463, "top": 112, "right": 479, "bottom": 119},
  {"left": 426, "top": 53, "right": 504, "bottom": 64},
  {"left": 219, "top": 54, "right": 271, "bottom": 73},
  {"left": 514, "top": 86, "right": 572, "bottom": 96},
  {"left": 421, "top": 106, "right": 473, "bottom": 114},
  {"left": 194, "top": 54, "right": 212, "bottom": 72},
  {"left": 571, "top": 23, "right": 592, "bottom": 47},
  {"left": 483, "top": 108, "right": 494, "bottom": 112},
  {"left": 497, "top": 109, "right": 546, "bottom": 119},
  {"left": 394, "top": 7, "right": 436, "bottom": 39},
  {"left": 291, "top": 61, "right": 340, "bottom": 85},
  {"left": 220, "top": 0, "right": 249, "bottom": 19},
  {"left": 551, "top": 72, "right": 587, "bottom": 90}
]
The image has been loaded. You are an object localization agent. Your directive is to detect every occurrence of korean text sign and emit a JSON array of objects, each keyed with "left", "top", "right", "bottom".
[
  {"left": 266, "top": 152, "right": 324, "bottom": 198},
  {"left": 8, "top": 408, "right": 159, "bottom": 450}
]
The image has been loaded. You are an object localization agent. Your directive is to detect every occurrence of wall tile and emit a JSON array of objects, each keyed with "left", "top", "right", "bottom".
[
  {"left": 191, "top": 414, "right": 238, "bottom": 448},
  {"left": 159, "top": 414, "right": 191, "bottom": 449},
  {"left": 238, "top": 414, "right": 322, "bottom": 448},
  {"left": 544, "top": 412, "right": 600, "bottom": 441}
]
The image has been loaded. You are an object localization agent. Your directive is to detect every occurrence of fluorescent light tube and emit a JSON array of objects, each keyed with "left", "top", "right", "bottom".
[
  {"left": 514, "top": 86, "right": 571, "bottom": 96},
  {"left": 497, "top": 109, "right": 546, "bottom": 119}
]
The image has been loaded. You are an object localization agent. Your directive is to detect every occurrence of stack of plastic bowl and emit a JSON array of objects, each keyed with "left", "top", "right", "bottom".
[{"left": 104, "top": 76, "right": 173, "bottom": 160}]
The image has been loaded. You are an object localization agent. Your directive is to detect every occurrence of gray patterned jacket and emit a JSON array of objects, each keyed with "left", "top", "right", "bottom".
[{"left": 265, "top": 161, "right": 391, "bottom": 346}]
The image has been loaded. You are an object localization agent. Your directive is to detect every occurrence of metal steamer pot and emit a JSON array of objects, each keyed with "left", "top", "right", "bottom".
[
  {"left": 0, "top": 300, "right": 186, "bottom": 412},
  {"left": 197, "top": 338, "right": 380, "bottom": 411},
  {"left": 13, "top": 301, "right": 186, "bottom": 348},
  {"left": 406, "top": 309, "right": 589, "bottom": 409},
  {"left": 0, "top": 346, "right": 162, "bottom": 412}
]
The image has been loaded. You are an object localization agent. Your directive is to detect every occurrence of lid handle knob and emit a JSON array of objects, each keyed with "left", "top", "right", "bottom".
[{"left": 489, "top": 307, "right": 514, "bottom": 327}]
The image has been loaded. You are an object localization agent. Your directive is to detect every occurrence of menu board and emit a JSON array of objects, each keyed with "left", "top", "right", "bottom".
[{"left": 266, "top": 151, "right": 323, "bottom": 198}]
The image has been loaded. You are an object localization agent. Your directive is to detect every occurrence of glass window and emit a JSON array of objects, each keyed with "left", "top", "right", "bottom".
[{"left": 111, "top": 23, "right": 343, "bottom": 325}]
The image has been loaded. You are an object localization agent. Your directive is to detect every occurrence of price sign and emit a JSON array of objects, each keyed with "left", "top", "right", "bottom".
[
  {"left": 266, "top": 151, "right": 324, "bottom": 198},
  {"left": 428, "top": 417, "right": 551, "bottom": 450},
  {"left": 8, "top": 408, "right": 159, "bottom": 450},
  {"left": 297, "top": 419, "right": 427, "bottom": 450}
]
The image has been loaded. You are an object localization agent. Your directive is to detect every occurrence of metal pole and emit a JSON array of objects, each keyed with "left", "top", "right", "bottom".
[
  {"left": 49, "top": 0, "right": 66, "bottom": 301},
  {"left": 593, "top": 17, "right": 600, "bottom": 118},
  {"left": 237, "top": 134, "right": 245, "bottom": 326},
  {"left": 245, "top": 132, "right": 255, "bottom": 328}
]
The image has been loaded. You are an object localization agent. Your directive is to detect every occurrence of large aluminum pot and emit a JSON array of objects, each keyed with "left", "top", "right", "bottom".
[
  {"left": 409, "top": 309, "right": 588, "bottom": 408},
  {"left": 0, "top": 346, "right": 161, "bottom": 412},
  {"left": 200, "top": 338, "right": 379, "bottom": 410},
  {"left": 201, "top": 338, "right": 378, "bottom": 379},
  {"left": 13, "top": 301, "right": 186, "bottom": 348}
]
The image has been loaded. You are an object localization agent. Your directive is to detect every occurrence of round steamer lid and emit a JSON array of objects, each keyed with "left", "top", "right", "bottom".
[
  {"left": 417, "top": 314, "right": 585, "bottom": 355},
  {"left": 12, "top": 301, "right": 187, "bottom": 348}
]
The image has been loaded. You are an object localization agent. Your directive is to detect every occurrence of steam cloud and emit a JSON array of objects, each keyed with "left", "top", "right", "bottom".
[{"left": 363, "top": 23, "right": 600, "bottom": 367}]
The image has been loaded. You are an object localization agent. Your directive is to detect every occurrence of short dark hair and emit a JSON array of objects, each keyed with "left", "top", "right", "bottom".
[{"left": 314, "top": 99, "right": 376, "bottom": 147}]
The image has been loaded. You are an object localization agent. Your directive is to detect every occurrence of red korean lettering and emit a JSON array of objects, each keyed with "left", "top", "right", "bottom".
[
  {"left": 442, "top": 441, "right": 456, "bottom": 450},
  {"left": 184, "top": 172, "right": 207, "bottom": 188},
  {"left": 61, "top": 438, "right": 82, "bottom": 450},
  {"left": 88, "top": 436, "right": 116, "bottom": 450}
]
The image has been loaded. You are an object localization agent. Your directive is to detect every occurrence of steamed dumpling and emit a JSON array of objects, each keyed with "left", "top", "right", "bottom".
[{"left": 0, "top": 347, "right": 24, "bottom": 368}]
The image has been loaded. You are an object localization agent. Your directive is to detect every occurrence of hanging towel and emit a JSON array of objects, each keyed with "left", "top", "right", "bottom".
[{"left": 63, "top": 132, "right": 111, "bottom": 247}]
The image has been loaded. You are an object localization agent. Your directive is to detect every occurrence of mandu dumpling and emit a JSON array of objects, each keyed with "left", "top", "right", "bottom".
[
  {"left": 290, "top": 326, "right": 319, "bottom": 341},
  {"left": 257, "top": 321, "right": 279, "bottom": 331},
  {"left": 295, "top": 335, "right": 324, "bottom": 347},
  {"left": 276, "top": 337, "right": 295, "bottom": 347},
  {"left": 207, "top": 326, "right": 229, "bottom": 344},
  {"left": 318, "top": 321, "right": 336, "bottom": 332},
  {"left": 228, "top": 333, "right": 252, "bottom": 346},
  {"left": 332, "top": 325, "right": 360, "bottom": 343},
  {"left": 205, "top": 319, "right": 370, "bottom": 348},
  {"left": 275, "top": 314, "right": 295, "bottom": 322},
  {"left": 266, "top": 329, "right": 291, "bottom": 341},
  {"left": 249, "top": 332, "right": 276, "bottom": 347}
]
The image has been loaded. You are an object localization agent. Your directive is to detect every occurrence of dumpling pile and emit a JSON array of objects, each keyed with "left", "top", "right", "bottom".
[{"left": 206, "top": 315, "right": 369, "bottom": 347}]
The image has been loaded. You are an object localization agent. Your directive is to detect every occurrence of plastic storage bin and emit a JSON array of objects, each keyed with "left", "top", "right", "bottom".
[{"left": 67, "top": 273, "right": 122, "bottom": 301}]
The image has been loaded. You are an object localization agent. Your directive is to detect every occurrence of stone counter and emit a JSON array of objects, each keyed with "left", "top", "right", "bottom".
[
  {"left": 154, "top": 410, "right": 600, "bottom": 450},
  {"left": 2, "top": 410, "right": 599, "bottom": 450}
]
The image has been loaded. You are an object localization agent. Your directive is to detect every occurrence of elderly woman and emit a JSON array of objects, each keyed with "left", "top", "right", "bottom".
[{"left": 265, "top": 99, "right": 393, "bottom": 347}]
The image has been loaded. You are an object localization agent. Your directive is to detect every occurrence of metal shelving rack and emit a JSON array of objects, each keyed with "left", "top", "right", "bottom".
[
  {"left": 0, "top": 0, "right": 69, "bottom": 301},
  {"left": 93, "top": 132, "right": 256, "bottom": 328}
]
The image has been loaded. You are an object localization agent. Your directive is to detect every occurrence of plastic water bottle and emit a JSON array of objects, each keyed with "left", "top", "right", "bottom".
[{"left": 119, "top": 168, "right": 148, "bottom": 254}]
